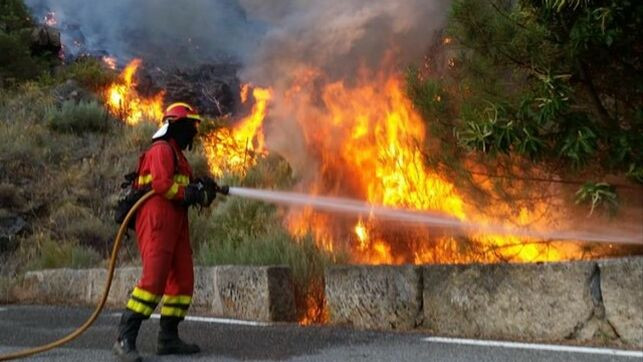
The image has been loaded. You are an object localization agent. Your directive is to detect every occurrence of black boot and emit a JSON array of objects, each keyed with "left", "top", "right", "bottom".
[
  {"left": 157, "top": 316, "right": 200, "bottom": 355},
  {"left": 113, "top": 309, "right": 146, "bottom": 362}
]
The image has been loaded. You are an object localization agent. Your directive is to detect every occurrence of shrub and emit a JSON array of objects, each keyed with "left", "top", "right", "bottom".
[
  {"left": 48, "top": 100, "right": 112, "bottom": 134},
  {"left": 28, "top": 239, "right": 102, "bottom": 270},
  {"left": 62, "top": 58, "right": 116, "bottom": 90}
]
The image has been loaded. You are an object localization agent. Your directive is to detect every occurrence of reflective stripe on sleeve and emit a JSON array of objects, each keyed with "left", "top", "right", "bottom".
[
  {"left": 173, "top": 174, "right": 189, "bottom": 186},
  {"left": 138, "top": 174, "right": 153, "bottom": 186},
  {"left": 163, "top": 182, "right": 180, "bottom": 199}
]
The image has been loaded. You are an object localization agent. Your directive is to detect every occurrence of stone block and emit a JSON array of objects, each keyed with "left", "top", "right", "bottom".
[
  {"left": 22, "top": 268, "right": 90, "bottom": 303},
  {"left": 422, "top": 261, "right": 597, "bottom": 340},
  {"left": 209, "top": 265, "right": 296, "bottom": 322},
  {"left": 599, "top": 257, "right": 643, "bottom": 347},
  {"left": 325, "top": 265, "right": 421, "bottom": 330},
  {"left": 86, "top": 267, "right": 140, "bottom": 305}
]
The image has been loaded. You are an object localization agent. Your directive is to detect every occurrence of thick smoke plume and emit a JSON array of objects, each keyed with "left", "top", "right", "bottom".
[
  {"left": 25, "top": 0, "right": 265, "bottom": 66},
  {"left": 26, "top": 0, "right": 449, "bottom": 75}
]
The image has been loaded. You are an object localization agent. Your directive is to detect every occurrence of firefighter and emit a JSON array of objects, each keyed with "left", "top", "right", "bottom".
[{"left": 113, "top": 102, "right": 218, "bottom": 361}]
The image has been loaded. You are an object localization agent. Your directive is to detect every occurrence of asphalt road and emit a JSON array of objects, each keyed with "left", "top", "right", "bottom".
[{"left": 0, "top": 305, "right": 641, "bottom": 361}]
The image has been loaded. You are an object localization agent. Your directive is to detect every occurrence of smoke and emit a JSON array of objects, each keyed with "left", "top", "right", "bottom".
[
  {"left": 239, "top": 0, "right": 450, "bottom": 86},
  {"left": 236, "top": 0, "right": 451, "bottom": 183},
  {"left": 25, "top": 0, "right": 266, "bottom": 66},
  {"left": 26, "top": 0, "right": 450, "bottom": 74}
]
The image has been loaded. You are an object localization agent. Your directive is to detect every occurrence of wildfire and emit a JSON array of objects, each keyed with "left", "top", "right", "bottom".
[
  {"left": 102, "top": 58, "right": 582, "bottom": 266},
  {"left": 104, "top": 59, "right": 164, "bottom": 125},
  {"left": 202, "top": 86, "right": 272, "bottom": 177},
  {"left": 269, "top": 66, "right": 578, "bottom": 265}
]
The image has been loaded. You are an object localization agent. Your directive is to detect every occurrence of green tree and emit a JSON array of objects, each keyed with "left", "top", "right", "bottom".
[
  {"left": 408, "top": 0, "right": 642, "bottom": 212},
  {"left": 0, "top": 0, "right": 56, "bottom": 85}
]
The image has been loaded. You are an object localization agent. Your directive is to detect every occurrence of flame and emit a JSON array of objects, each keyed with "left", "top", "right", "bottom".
[
  {"left": 272, "top": 66, "right": 583, "bottom": 265},
  {"left": 104, "top": 59, "right": 164, "bottom": 125},
  {"left": 203, "top": 86, "right": 272, "bottom": 177},
  {"left": 44, "top": 12, "right": 57, "bottom": 26},
  {"left": 240, "top": 83, "right": 250, "bottom": 104},
  {"left": 102, "top": 56, "right": 117, "bottom": 70}
]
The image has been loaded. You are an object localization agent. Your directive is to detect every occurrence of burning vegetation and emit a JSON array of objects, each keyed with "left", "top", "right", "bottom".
[
  {"left": 101, "top": 58, "right": 616, "bottom": 268},
  {"left": 104, "top": 59, "right": 164, "bottom": 125}
]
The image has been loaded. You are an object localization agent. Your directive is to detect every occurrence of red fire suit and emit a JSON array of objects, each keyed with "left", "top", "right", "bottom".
[{"left": 125, "top": 138, "right": 194, "bottom": 318}]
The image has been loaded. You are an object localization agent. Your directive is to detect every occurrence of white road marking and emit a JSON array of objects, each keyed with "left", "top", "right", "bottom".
[
  {"left": 0, "top": 307, "right": 7, "bottom": 312},
  {"left": 423, "top": 337, "right": 643, "bottom": 358},
  {"left": 110, "top": 312, "right": 271, "bottom": 327}
]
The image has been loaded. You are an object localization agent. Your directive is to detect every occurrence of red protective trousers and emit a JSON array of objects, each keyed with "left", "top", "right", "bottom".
[{"left": 125, "top": 138, "right": 194, "bottom": 318}]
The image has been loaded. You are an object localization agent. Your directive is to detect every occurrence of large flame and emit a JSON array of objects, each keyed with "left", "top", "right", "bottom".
[
  {"left": 104, "top": 58, "right": 582, "bottom": 265},
  {"left": 105, "top": 59, "right": 164, "bottom": 125},
  {"left": 202, "top": 86, "right": 272, "bottom": 177},
  {"left": 205, "top": 67, "right": 583, "bottom": 265}
]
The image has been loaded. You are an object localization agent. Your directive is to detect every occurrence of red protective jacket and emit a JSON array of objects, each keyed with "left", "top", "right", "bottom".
[{"left": 125, "top": 138, "right": 195, "bottom": 318}]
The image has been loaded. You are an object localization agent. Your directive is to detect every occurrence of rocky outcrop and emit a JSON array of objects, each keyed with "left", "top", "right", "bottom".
[
  {"left": 325, "top": 265, "right": 421, "bottom": 330},
  {"left": 0, "top": 210, "right": 28, "bottom": 253}
]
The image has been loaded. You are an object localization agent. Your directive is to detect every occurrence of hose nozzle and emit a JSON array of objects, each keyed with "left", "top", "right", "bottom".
[{"left": 216, "top": 185, "right": 230, "bottom": 195}]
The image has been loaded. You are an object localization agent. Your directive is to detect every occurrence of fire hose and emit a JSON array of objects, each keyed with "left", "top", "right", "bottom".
[{"left": 1, "top": 190, "right": 154, "bottom": 360}]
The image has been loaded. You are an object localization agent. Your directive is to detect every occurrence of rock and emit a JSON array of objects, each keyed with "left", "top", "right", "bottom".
[
  {"left": 209, "top": 265, "right": 296, "bottom": 322},
  {"left": 0, "top": 209, "right": 28, "bottom": 253},
  {"left": 148, "top": 64, "right": 240, "bottom": 117},
  {"left": 422, "top": 261, "right": 597, "bottom": 341},
  {"left": 325, "top": 265, "right": 422, "bottom": 330},
  {"left": 30, "top": 25, "right": 61, "bottom": 55},
  {"left": 52, "top": 79, "right": 95, "bottom": 105},
  {"left": 599, "top": 257, "right": 643, "bottom": 347}
]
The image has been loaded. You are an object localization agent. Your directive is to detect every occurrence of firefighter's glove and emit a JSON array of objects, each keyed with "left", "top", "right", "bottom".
[
  {"left": 183, "top": 183, "right": 206, "bottom": 207},
  {"left": 197, "top": 176, "right": 218, "bottom": 207}
]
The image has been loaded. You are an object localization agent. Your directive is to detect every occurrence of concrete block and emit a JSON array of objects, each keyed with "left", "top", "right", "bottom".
[
  {"left": 87, "top": 267, "right": 140, "bottom": 306},
  {"left": 23, "top": 268, "right": 90, "bottom": 303},
  {"left": 599, "top": 257, "right": 643, "bottom": 347},
  {"left": 325, "top": 265, "right": 421, "bottom": 330},
  {"left": 422, "top": 261, "right": 597, "bottom": 341},
  {"left": 209, "top": 265, "right": 296, "bottom": 322}
]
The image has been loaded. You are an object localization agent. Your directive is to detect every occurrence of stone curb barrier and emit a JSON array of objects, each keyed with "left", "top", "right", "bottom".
[
  {"left": 18, "top": 257, "right": 642, "bottom": 347},
  {"left": 325, "top": 265, "right": 421, "bottom": 330},
  {"left": 598, "top": 257, "right": 643, "bottom": 346},
  {"left": 324, "top": 257, "right": 642, "bottom": 348},
  {"left": 21, "top": 265, "right": 296, "bottom": 322}
]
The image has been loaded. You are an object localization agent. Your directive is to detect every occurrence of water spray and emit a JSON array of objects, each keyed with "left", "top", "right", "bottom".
[{"left": 226, "top": 187, "right": 643, "bottom": 246}]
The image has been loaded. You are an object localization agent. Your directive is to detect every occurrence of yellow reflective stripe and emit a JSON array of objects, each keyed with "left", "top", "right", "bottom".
[
  {"left": 138, "top": 174, "right": 188, "bottom": 189},
  {"left": 132, "top": 287, "right": 161, "bottom": 303},
  {"left": 173, "top": 174, "right": 189, "bottom": 186},
  {"left": 162, "top": 295, "right": 192, "bottom": 305},
  {"left": 127, "top": 299, "right": 154, "bottom": 316},
  {"left": 164, "top": 182, "right": 180, "bottom": 199},
  {"left": 160, "top": 305, "right": 187, "bottom": 317},
  {"left": 138, "top": 174, "right": 153, "bottom": 185}
]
